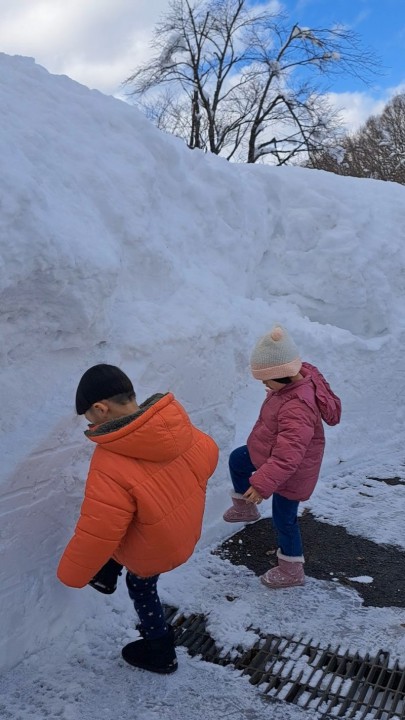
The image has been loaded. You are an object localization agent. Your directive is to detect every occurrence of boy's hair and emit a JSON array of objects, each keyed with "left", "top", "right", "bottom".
[
  {"left": 75, "top": 364, "right": 135, "bottom": 415},
  {"left": 104, "top": 392, "right": 136, "bottom": 405}
]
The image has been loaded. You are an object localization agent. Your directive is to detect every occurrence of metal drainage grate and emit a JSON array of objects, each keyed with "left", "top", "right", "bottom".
[{"left": 164, "top": 607, "right": 405, "bottom": 720}]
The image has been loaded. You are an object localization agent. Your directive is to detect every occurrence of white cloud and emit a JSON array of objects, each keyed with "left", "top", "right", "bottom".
[
  {"left": 0, "top": 0, "right": 285, "bottom": 97},
  {"left": 255, "top": 0, "right": 283, "bottom": 13},
  {"left": 327, "top": 91, "right": 385, "bottom": 132},
  {"left": 0, "top": 0, "right": 167, "bottom": 94},
  {"left": 327, "top": 81, "right": 405, "bottom": 133}
]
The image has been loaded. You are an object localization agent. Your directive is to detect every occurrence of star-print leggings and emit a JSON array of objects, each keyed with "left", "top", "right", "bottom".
[{"left": 126, "top": 571, "right": 168, "bottom": 639}]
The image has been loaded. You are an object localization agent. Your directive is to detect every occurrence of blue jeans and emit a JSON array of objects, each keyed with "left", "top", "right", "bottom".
[
  {"left": 229, "top": 445, "right": 303, "bottom": 557},
  {"left": 126, "top": 572, "right": 168, "bottom": 639}
]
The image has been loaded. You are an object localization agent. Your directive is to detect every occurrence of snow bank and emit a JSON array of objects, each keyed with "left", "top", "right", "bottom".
[{"left": 1, "top": 53, "right": 405, "bottom": 670}]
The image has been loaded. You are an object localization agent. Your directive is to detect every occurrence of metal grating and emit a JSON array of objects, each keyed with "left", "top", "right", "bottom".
[{"left": 164, "top": 607, "right": 405, "bottom": 720}]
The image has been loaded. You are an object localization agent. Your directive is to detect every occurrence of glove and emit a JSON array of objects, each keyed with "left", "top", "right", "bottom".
[{"left": 88, "top": 559, "right": 123, "bottom": 595}]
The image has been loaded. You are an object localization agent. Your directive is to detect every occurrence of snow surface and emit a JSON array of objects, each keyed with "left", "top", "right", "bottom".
[
  {"left": 348, "top": 576, "right": 374, "bottom": 583},
  {"left": 1, "top": 53, "right": 405, "bottom": 717}
]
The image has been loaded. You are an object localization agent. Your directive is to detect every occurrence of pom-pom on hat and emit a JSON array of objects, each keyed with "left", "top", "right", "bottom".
[
  {"left": 75, "top": 364, "right": 134, "bottom": 415},
  {"left": 250, "top": 325, "right": 302, "bottom": 381}
]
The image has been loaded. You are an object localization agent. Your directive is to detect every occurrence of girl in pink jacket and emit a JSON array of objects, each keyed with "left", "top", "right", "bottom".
[{"left": 223, "top": 325, "right": 341, "bottom": 589}]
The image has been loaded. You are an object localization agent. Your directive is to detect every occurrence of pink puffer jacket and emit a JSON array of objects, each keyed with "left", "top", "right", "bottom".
[{"left": 247, "top": 363, "right": 341, "bottom": 501}]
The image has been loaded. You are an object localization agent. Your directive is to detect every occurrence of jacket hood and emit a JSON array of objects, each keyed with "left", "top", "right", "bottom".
[
  {"left": 85, "top": 392, "right": 194, "bottom": 461},
  {"left": 301, "top": 362, "right": 342, "bottom": 426}
]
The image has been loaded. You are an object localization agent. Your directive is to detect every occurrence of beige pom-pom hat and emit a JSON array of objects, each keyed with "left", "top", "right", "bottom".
[{"left": 250, "top": 325, "right": 302, "bottom": 381}]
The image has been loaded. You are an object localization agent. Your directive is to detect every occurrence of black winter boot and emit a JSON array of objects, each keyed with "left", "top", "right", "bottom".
[
  {"left": 122, "top": 625, "right": 178, "bottom": 674},
  {"left": 88, "top": 559, "right": 123, "bottom": 595}
]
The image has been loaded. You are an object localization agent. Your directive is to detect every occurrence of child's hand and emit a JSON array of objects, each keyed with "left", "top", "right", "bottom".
[{"left": 243, "top": 487, "right": 264, "bottom": 504}]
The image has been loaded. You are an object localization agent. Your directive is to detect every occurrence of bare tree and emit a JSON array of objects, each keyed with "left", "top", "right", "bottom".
[
  {"left": 308, "top": 93, "right": 405, "bottom": 184},
  {"left": 124, "top": 0, "right": 379, "bottom": 164}
]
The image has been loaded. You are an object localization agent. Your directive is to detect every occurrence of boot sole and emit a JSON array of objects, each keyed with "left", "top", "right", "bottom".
[
  {"left": 223, "top": 516, "right": 260, "bottom": 523},
  {"left": 260, "top": 575, "right": 305, "bottom": 589},
  {"left": 122, "top": 654, "right": 178, "bottom": 674}
]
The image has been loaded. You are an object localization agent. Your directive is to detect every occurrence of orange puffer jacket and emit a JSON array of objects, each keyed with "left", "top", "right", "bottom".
[{"left": 57, "top": 393, "right": 219, "bottom": 587}]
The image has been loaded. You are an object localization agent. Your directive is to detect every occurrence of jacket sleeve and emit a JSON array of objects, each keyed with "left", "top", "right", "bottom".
[
  {"left": 57, "top": 469, "right": 136, "bottom": 588},
  {"left": 250, "top": 398, "right": 317, "bottom": 499}
]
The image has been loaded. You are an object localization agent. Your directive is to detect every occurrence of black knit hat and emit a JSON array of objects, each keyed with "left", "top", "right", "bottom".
[{"left": 75, "top": 364, "right": 134, "bottom": 415}]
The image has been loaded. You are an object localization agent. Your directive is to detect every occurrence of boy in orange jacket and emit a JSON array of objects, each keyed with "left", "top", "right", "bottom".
[{"left": 58, "top": 364, "right": 218, "bottom": 674}]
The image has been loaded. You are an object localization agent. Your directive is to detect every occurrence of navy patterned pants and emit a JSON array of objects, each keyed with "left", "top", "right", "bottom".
[{"left": 125, "top": 572, "right": 168, "bottom": 639}]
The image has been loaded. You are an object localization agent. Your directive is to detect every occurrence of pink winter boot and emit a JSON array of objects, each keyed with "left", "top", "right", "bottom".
[
  {"left": 260, "top": 550, "right": 305, "bottom": 589},
  {"left": 223, "top": 493, "right": 261, "bottom": 523}
]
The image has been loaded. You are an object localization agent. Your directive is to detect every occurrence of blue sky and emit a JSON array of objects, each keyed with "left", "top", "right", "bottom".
[
  {"left": 278, "top": 0, "right": 404, "bottom": 94},
  {"left": 0, "top": 0, "right": 403, "bottom": 131}
]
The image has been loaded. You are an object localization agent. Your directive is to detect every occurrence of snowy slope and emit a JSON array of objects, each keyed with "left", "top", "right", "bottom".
[{"left": 1, "top": 53, "right": 405, "bottom": 673}]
